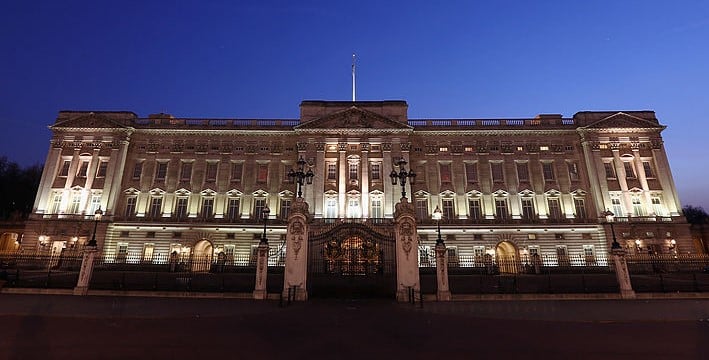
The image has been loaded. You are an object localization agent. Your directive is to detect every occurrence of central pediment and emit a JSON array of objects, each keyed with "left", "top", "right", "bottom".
[
  {"left": 584, "top": 112, "right": 663, "bottom": 129},
  {"left": 295, "top": 106, "right": 412, "bottom": 130}
]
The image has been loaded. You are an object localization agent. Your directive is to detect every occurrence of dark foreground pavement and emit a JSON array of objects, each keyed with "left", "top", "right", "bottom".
[{"left": 0, "top": 294, "right": 707, "bottom": 360}]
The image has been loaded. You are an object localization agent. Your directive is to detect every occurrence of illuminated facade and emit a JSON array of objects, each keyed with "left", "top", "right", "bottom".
[{"left": 23, "top": 100, "right": 696, "bottom": 265}]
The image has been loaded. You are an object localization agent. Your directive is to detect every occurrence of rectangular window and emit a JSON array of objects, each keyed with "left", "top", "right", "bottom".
[
  {"left": 231, "top": 163, "right": 243, "bottom": 182},
  {"left": 611, "top": 197, "right": 624, "bottom": 218},
  {"left": 155, "top": 162, "right": 168, "bottom": 181},
  {"left": 468, "top": 198, "right": 482, "bottom": 220},
  {"left": 327, "top": 163, "right": 337, "bottom": 180},
  {"left": 116, "top": 243, "right": 128, "bottom": 263},
  {"left": 142, "top": 243, "right": 155, "bottom": 263},
  {"left": 227, "top": 198, "right": 240, "bottom": 221},
  {"left": 206, "top": 162, "right": 218, "bottom": 181},
  {"left": 521, "top": 198, "right": 535, "bottom": 220},
  {"left": 651, "top": 197, "right": 665, "bottom": 216},
  {"left": 175, "top": 198, "right": 188, "bottom": 220},
  {"left": 59, "top": 160, "right": 71, "bottom": 177},
  {"left": 325, "top": 198, "right": 337, "bottom": 219},
  {"left": 542, "top": 162, "right": 555, "bottom": 181},
  {"left": 491, "top": 162, "right": 504, "bottom": 183},
  {"left": 547, "top": 198, "right": 562, "bottom": 219},
  {"left": 567, "top": 162, "right": 579, "bottom": 181},
  {"left": 583, "top": 245, "right": 596, "bottom": 265},
  {"left": 180, "top": 162, "right": 192, "bottom": 182},
  {"left": 349, "top": 163, "right": 358, "bottom": 180},
  {"left": 442, "top": 199, "right": 455, "bottom": 220},
  {"left": 51, "top": 193, "right": 62, "bottom": 214},
  {"left": 347, "top": 198, "right": 360, "bottom": 218},
  {"left": 623, "top": 161, "right": 636, "bottom": 179},
  {"left": 371, "top": 198, "right": 382, "bottom": 219},
  {"left": 495, "top": 199, "right": 509, "bottom": 220},
  {"left": 77, "top": 161, "right": 89, "bottom": 178},
  {"left": 201, "top": 198, "right": 214, "bottom": 219},
  {"left": 415, "top": 199, "right": 428, "bottom": 220},
  {"left": 604, "top": 161, "right": 616, "bottom": 179},
  {"left": 257, "top": 164, "right": 269, "bottom": 184},
  {"left": 132, "top": 162, "right": 143, "bottom": 180},
  {"left": 574, "top": 198, "right": 586, "bottom": 220},
  {"left": 149, "top": 197, "right": 162, "bottom": 218},
  {"left": 89, "top": 195, "right": 101, "bottom": 215},
  {"left": 371, "top": 163, "right": 381, "bottom": 180},
  {"left": 280, "top": 199, "right": 291, "bottom": 220},
  {"left": 516, "top": 162, "right": 529, "bottom": 182},
  {"left": 96, "top": 161, "right": 108, "bottom": 178},
  {"left": 642, "top": 161, "right": 655, "bottom": 178},
  {"left": 68, "top": 194, "right": 81, "bottom": 214},
  {"left": 254, "top": 198, "right": 267, "bottom": 220},
  {"left": 440, "top": 163, "right": 452, "bottom": 184},
  {"left": 125, "top": 196, "right": 136, "bottom": 218},
  {"left": 465, "top": 163, "right": 478, "bottom": 183},
  {"left": 556, "top": 245, "right": 570, "bottom": 266},
  {"left": 631, "top": 196, "right": 644, "bottom": 216}
]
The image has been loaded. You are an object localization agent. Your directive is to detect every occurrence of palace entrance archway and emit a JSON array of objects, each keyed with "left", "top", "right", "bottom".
[
  {"left": 308, "top": 222, "right": 396, "bottom": 298},
  {"left": 496, "top": 240, "right": 519, "bottom": 274}
]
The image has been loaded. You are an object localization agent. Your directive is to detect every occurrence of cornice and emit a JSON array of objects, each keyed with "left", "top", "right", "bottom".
[{"left": 412, "top": 129, "right": 578, "bottom": 136}]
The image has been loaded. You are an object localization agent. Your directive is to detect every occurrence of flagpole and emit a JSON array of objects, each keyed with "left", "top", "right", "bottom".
[{"left": 352, "top": 53, "right": 356, "bottom": 102}]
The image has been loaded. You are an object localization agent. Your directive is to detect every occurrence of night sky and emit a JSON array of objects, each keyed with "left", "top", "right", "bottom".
[{"left": 2, "top": 1, "right": 708, "bottom": 209}]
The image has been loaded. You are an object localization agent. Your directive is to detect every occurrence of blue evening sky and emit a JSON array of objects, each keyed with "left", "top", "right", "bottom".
[{"left": 1, "top": 1, "right": 708, "bottom": 209}]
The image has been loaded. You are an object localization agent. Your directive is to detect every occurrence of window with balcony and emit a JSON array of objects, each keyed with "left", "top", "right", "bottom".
[
  {"left": 468, "top": 198, "right": 482, "bottom": 220},
  {"left": 442, "top": 199, "right": 455, "bottom": 220},
  {"left": 415, "top": 198, "right": 428, "bottom": 220},
  {"left": 201, "top": 197, "right": 214, "bottom": 219},
  {"left": 495, "top": 198, "right": 509, "bottom": 220},
  {"left": 547, "top": 198, "right": 562, "bottom": 220},
  {"left": 227, "top": 198, "right": 241, "bottom": 221},
  {"left": 521, "top": 198, "right": 535, "bottom": 220},
  {"left": 175, "top": 197, "right": 188, "bottom": 220},
  {"left": 149, "top": 197, "right": 163, "bottom": 218},
  {"left": 254, "top": 198, "right": 267, "bottom": 220}
]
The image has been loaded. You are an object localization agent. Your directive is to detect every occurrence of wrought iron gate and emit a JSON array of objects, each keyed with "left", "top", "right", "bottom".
[{"left": 308, "top": 221, "right": 396, "bottom": 298}]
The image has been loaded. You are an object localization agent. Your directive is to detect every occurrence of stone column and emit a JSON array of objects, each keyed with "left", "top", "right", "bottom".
[
  {"left": 338, "top": 143, "right": 347, "bottom": 217},
  {"left": 282, "top": 198, "right": 310, "bottom": 301},
  {"left": 435, "top": 243, "right": 451, "bottom": 301},
  {"left": 73, "top": 247, "right": 98, "bottom": 295},
  {"left": 252, "top": 242, "right": 269, "bottom": 300},
  {"left": 611, "top": 248, "right": 636, "bottom": 299},
  {"left": 383, "top": 143, "right": 394, "bottom": 217},
  {"left": 394, "top": 198, "right": 421, "bottom": 302},
  {"left": 361, "top": 145, "right": 369, "bottom": 218}
]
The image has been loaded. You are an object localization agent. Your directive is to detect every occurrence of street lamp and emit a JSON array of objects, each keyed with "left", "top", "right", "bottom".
[
  {"left": 260, "top": 205, "right": 270, "bottom": 245},
  {"left": 602, "top": 209, "right": 622, "bottom": 250},
  {"left": 432, "top": 205, "right": 444, "bottom": 245},
  {"left": 389, "top": 158, "right": 416, "bottom": 199},
  {"left": 288, "top": 156, "right": 314, "bottom": 198},
  {"left": 87, "top": 208, "right": 103, "bottom": 247}
]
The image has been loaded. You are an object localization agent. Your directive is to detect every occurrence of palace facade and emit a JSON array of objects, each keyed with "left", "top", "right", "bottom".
[{"left": 23, "top": 100, "right": 696, "bottom": 268}]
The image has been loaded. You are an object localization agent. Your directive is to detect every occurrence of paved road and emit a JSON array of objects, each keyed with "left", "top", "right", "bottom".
[{"left": 0, "top": 294, "right": 707, "bottom": 360}]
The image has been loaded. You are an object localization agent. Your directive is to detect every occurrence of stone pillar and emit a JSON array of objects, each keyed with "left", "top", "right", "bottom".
[
  {"left": 611, "top": 248, "right": 636, "bottom": 299},
  {"left": 338, "top": 143, "right": 347, "bottom": 217},
  {"left": 252, "top": 242, "right": 269, "bottom": 300},
  {"left": 435, "top": 243, "right": 451, "bottom": 301},
  {"left": 282, "top": 198, "right": 310, "bottom": 301},
  {"left": 361, "top": 146, "right": 369, "bottom": 218},
  {"left": 393, "top": 198, "right": 421, "bottom": 302},
  {"left": 73, "top": 247, "right": 98, "bottom": 295}
]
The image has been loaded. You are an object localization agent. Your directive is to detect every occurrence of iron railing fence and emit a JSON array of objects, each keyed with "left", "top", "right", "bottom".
[
  {"left": 0, "top": 251, "right": 83, "bottom": 289},
  {"left": 420, "top": 253, "right": 613, "bottom": 274},
  {"left": 626, "top": 254, "right": 709, "bottom": 274}
]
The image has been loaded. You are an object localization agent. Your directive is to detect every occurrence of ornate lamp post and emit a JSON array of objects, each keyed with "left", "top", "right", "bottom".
[
  {"left": 288, "top": 156, "right": 314, "bottom": 198},
  {"left": 432, "top": 205, "right": 444, "bottom": 245},
  {"left": 87, "top": 208, "right": 103, "bottom": 247},
  {"left": 260, "top": 205, "right": 270, "bottom": 245},
  {"left": 389, "top": 158, "right": 416, "bottom": 199},
  {"left": 602, "top": 209, "right": 622, "bottom": 250}
]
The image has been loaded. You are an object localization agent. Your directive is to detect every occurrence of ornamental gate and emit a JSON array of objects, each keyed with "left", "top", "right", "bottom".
[{"left": 308, "top": 222, "right": 396, "bottom": 298}]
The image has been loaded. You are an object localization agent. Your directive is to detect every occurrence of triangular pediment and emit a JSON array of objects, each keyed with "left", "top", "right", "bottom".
[
  {"left": 586, "top": 112, "right": 662, "bottom": 129},
  {"left": 53, "top": 112, "right": 132, "bottom": 129},
  {"left": 295, "top": 106, "right": 412, "bottom": 130}
]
